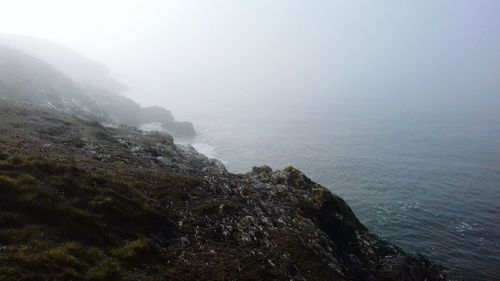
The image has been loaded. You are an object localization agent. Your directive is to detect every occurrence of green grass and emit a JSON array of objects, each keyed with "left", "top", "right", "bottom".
[
  {"left": 111, "top": 238, "right": 156, "bottom": 265},
  {"left": 0, "top": 155, "right": 201, "bottom": 281},
  {"left": 0, "top": 175, "right": 17, "bottom": 188}
]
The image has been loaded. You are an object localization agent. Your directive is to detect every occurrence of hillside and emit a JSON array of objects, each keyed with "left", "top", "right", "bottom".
[
  {"left": 0, "top": 101, "right": 450, "bottom": 281},
  {"left": 0, "top": 45, "right": 106, "bottom": 121},
  {"left": 0, "top": 33, "right": 126, "bottom": 93},
  {"left": 0, "top": 42, "right": 195, "bottom": 138}
]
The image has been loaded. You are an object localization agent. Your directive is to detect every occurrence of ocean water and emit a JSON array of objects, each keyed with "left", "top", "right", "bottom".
[{"left": 176, "top": 98, "right": 500, "bottom": 281}]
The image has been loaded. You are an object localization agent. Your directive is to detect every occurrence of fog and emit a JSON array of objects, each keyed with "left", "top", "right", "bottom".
[
  {"left": 2, "top": 3, "right": 500, "bottom": 279},
  {"left": 1, "top": 0, "right": 499, "bottom": 120}
]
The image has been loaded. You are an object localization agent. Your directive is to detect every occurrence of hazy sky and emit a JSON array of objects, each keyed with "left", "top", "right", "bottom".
[{"left": 1, "top": 0, "right": 499, "bottom": 115}]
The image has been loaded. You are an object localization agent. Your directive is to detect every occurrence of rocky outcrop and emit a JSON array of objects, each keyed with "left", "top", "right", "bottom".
[
  {"left": 84, "top": 86, "right": 196, "bottom": 138},
  {"left": 0, "top": 101, "right": 450, "bottom": 281}
]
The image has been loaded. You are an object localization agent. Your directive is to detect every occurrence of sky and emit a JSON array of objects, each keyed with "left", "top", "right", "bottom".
[{"left": 0, "top": 0, "right": 499, "bottom": 116}]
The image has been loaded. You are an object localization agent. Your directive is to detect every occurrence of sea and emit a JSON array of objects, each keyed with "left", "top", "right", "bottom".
[{"left": 166, "top": 95, "right": 500, "bottom": 281}]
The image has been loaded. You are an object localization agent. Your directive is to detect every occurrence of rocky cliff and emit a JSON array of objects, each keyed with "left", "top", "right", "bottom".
[
  {"left": 0, "top": 101, "right": 450, "bottom": 281},
  {"left": 0, "top": 38, "right": 195, "bottom": 138}
]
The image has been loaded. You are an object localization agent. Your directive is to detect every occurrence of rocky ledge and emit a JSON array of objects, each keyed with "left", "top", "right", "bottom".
[{"left": 0, "top": 102, "right": 449, "bottom": 281}]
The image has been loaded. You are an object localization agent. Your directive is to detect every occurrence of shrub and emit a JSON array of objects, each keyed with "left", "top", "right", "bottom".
[
  {"left": 17, "top": 174, "right": 36, "bottom": 185},
  {"left": 111, "top": 238, "right": 156, "bottom": 266},
  {"left": 35, "top": 242, "right": 86, "bottom": 270},
  {"left": 85, "top": 259, "right": 121, "bottom": 281},
  {"left": 0, "top": 225, "right": 45, "bottom": 244},
  {"left": 0, "top": 175, "right": 17, "bottom": 188}
]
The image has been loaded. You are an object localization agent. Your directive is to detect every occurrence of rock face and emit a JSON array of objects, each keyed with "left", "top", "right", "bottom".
[
  {"left": 0, "top": 39, "right": 196, "bottom": 138},
  {"left": 0, "top": 101, "right": 450, "bottom": 281},
  {"left": 84, "top": 86, "right": 196, "bottom": 138}
]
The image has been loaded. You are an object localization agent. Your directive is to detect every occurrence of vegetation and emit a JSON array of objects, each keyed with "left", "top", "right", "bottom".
[
  {"left": 0, "top": 103, "right": 448, "bottom": 281},
  {"left": 0, "top": 155, "right": 185, "bottom": 280}
]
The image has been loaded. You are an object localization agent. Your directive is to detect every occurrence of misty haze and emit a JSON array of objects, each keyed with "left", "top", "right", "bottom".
[{"left": 0, "top": 1, "right": 499, "bottom": 281}]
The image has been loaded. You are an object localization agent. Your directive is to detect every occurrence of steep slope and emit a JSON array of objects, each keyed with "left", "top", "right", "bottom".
[
  {"left": 0, "top": 102, "right": 450, "bottom": 281},
  {"left": 0, "top": 42, "right": 195, "bottom": 137},
  {"left": 0, "top": 45, "right": 106, "bottom": 121},
  {"left": 0, "top": 33, "right": 126, "bottom": 93}
]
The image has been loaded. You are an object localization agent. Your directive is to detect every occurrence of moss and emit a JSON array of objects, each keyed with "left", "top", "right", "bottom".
[
  {"left": 284, "top": 166, "right": 306, "bottom": 188},
  {"left": 32, "top": 243, "right": 108, "bottom": 273},
  {"left": 0, "top": 162, "right": 11, "bottom": 170},
  {"left": 24, "top": 160, "right": 67, "bottom": 175},
  {"left": 312, "top": 185, "right": 330, "bottom": 201},
  {"left": 0, "top": 225, "right": 45, "bottom": 244},
  {"left": 111, "top": 238, "right": 156, "bottom": 266},
  {"left": 0, "top": 175, "right": 17, "bottom": 188},
  {"left": 0, "top": 240, "right": 123, "bottom": 281},
  {"left": 15, "top": 186, "right": 59, "bottom": 214},
  {"left": 58, "top": 208, "right": 104, "bottom": 242},
  {"left": 35, "top": 242, "right": 85, "bottom": 269},
  {"left": 16, "top": 174, "right": 36, "bottom": 185},
  {"left": 85, "top": 259, "right": 121, "bottom": 281}
]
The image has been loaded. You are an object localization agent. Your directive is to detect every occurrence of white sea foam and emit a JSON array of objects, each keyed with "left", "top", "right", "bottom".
[
  {"left": 455, "top": 222, "right": 472, "bottom": 233},
  {"left": 191, "top": 142, "right": 217, "bottom": 159},
  {"left": 175, "top": 139, "right": 228, "bottom": 165}
]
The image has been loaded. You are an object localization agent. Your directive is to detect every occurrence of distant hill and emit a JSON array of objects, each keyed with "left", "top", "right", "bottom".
[
  {"left": 0, "top": 33, "right": 126, "bottom": 93},
  {"left": 0, "top": 35, "right": 195, "bottom": 138},
  {"left": 0, "top": 45, "right": 107, "bottom": 121}
]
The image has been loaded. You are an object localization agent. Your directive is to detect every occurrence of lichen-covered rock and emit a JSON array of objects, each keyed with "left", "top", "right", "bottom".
[{"left": 0, "top": 102, "right": 452, "bottom": 281}]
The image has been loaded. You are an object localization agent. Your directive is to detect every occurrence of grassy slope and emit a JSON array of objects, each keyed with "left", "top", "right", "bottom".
[{"left": 0, "top": 103, "right": 200, "bottom": 280}]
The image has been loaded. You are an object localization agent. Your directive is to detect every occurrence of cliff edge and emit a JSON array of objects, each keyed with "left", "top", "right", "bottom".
[{"left": 0, "top": 102, "right": 449, "bottom": 281}]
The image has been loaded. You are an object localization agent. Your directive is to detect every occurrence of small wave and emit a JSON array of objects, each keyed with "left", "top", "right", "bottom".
[{"left": 454, "top": 222, "right": 473, "bottom": 233}]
